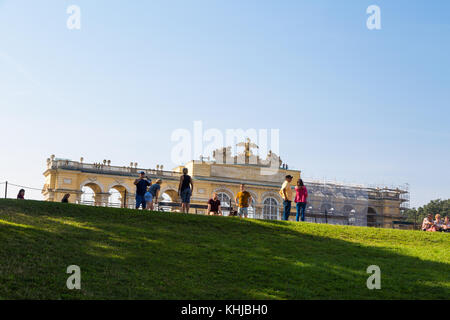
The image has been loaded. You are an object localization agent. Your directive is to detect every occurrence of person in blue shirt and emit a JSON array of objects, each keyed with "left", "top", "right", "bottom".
[
  {"left": 145, "top": 179, "right": 162, "bottom": 211},
  {"left": 134, "top": 171, "right": 151, "bottom": 209}
]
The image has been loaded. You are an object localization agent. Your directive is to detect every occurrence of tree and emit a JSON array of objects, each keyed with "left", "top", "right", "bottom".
[{"left": 403, "top": 199, "right": 450, "bottom": 226}]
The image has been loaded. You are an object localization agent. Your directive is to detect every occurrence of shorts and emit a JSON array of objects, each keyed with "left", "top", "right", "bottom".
[
  {"left": 237, "top": 207, "right": 248, "bottom": 216},
  {"left": 144, "top": 192, "right": 153, "bottom": 203},
  {"left": 180, "top": 188, "right": 192, "bottom": 204}
]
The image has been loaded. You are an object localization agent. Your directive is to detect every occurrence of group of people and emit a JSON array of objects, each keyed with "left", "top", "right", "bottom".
[
  {"left": 134, "top": 167, "right": 193, "bottom": 213},
  {"left": 134, "top": 170, "right": 309, "bottom": 222},
  {"left": 422, "top": 214, "right": 450, "bottom": 232},
  {"left": 134, "top": 172, "right": 163, "bottom": 211},
  {"left": 279, "top": 175, "right": 308, "bottom": 222}
]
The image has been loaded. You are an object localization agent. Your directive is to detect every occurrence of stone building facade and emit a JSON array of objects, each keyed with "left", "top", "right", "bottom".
[{"left": 42, "top": 144, "right": 409, "bottom": 228}]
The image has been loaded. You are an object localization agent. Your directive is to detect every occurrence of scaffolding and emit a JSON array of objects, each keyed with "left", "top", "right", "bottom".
[{"left": 302, "top": 179, "right": 410, "bottom": 227}]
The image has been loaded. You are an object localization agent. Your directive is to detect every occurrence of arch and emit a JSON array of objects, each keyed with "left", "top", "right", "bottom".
[
  {"left": 261, "top": 191, "right": 282, "bottom": 204},
  {"left": 106, "top": 184, "right": 132, "bottom": 208},
  {"left": 216, "top": 192, "right": 232, "bottom": 216},
  {"left": 160, "top": 186, "right": 178, "bottom": 196},
  {"left": 157, "top": 187, "right": 178, "bottom": 212},
  {"left": 79, "top": 179, "right": 104, "bottom": 194},
  {"left": 163, "top": 189, "right": 179, "bottom": 202},
  {"left": 368, "top": 207, "right": 377, "bottom": 214},
  {"left": 105, "top": 182, "right": 132, "bottom": 194},
  {"left": 367, "top": 207, "right": 377, "bottom": 227},
  {"left": 263, "top": 197, "right": 279, "bottom": 220},
  {"left": 246, "top": 189, "right": 258, "bottom": 203},
  {"left": 160, "top": 186, "right": 179, "bottom": 201},
  {"left": 213, "top": 186, "right": 234, "bottom": 200},
  {"left": 343, "top": 205, "right": 356, "bottom": 225},
  {"left": 79, "top": 180, "right": 105, "bottom": 206}
]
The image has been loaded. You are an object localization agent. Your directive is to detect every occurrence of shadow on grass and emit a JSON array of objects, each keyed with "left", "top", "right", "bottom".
[{"left": 0, "top": 199, "right": 448, "bottom": 299}]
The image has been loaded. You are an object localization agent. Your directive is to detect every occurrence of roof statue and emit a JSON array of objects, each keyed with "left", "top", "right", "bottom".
[
  {"left": 212, "top": 139, "right": 282, "bottom": 167},
  {"left": 236, "top": 138, "right": 259, "bottom": 158}
]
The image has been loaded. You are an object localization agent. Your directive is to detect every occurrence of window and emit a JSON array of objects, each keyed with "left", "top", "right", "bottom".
[
  {"left": 367, "top": 207, "right": 377, "bottom": 227},
  {"left": 217, "top": 192, "right": 231, "bottom": 216},
  {"left": 263, "top": 197, "right": 279, "bottom": 220},
  {"left": 247, "top": 199, "right": 256, "bottom": 219}
]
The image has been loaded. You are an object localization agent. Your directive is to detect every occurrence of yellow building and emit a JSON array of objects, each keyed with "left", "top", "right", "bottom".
[{"left": 42, "top": 142, "right": 409, "bottom": 228}]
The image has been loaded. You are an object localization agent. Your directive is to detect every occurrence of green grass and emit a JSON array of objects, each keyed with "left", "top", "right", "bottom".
[{"left": 0, "top": 199, "right": 448, "bottom": 300}]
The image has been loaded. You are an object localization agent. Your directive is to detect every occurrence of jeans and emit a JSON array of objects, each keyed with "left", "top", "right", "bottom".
[
  {"left": 296, "top": 202, "right": 307, "bottom": 222},
  {"left": 135, "top": 194, "right": 146, "bottom": 209},
  {"left": 283, "top": 200, "right": 292, "bottom": 221}
]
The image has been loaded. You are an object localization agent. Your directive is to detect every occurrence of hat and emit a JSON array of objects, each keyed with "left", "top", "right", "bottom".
[
  {"left": 140, "top": 171, "right": 145, "bottom": 175},
  {"left": 286, "top": 175, "right": 293, "bottom": 179}
]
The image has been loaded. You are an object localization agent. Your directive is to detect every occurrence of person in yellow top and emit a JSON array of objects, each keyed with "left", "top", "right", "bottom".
[
  {"left": 280, "top": 175, "right": 293, "bottom": 221},
  {"left": 235, "top": 184, "right": 252, "bottom": 218}
]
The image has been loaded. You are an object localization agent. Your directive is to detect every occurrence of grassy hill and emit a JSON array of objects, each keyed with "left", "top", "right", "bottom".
[{"left": 0, "top": 199, "right": 448, "bottom": 300}]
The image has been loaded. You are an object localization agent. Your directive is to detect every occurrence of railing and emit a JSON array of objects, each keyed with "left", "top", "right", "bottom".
[
  {"left": 48, "top": 160, "right": 181, "bottom": 178},
  {"left": 75, "top": 200, "right": 354, "bottom": 224}
]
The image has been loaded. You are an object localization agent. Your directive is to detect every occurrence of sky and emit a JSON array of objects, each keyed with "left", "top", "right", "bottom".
[{"left": 0, "top": 0, "right": 449, "bottom": 208}]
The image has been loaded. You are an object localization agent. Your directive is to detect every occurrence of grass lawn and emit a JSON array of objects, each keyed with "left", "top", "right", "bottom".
[{"left": 0, "top": 199, "right": 448, "bottom": 300}]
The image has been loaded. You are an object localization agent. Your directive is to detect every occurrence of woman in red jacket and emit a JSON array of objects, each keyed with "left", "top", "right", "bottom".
[{"left": 295, "top": 179, "right": 308, "bottom": 222}]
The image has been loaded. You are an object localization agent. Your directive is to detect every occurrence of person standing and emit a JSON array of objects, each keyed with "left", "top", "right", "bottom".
[
  {"left": 295, "top": 179, "right": 308, "bottom": 222},
  {"left": 235, "top": 184, "right": 252, "bottom": 218},
  {"left": 147, "top": 179, "right": 162, "bottom": 211},
  {"left": 178, "top": 168, "right": 193, "bottom": 213},
  {"left": 61, "top": 194, "right": 70, "bottom": 203},
  {"left": 280, "top": 175, "right": 293, "bottom": 221},
  {"left": 134, "top": 171, "right": 151, "bottom": 210},
  {"left": 207, "top": 192, "right": 222, "bottom": 216},
  {"left": 17, "top": 189, "right": 25, "bottom": 200}
]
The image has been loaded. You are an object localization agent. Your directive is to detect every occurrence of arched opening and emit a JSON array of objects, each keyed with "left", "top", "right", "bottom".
[
  {"left": 108, "top": 185, "right": 127, "bottom": 208},
  {"left": 160, "top": 189, "right": 178, "bottom": 212},
  {"left": 217, "top": 192, "right": 232, "bottom": 216},
  {"left": 80, "top": 183, "right": 102, "bottom": 206},
  {"left": 343, "top": 205, "right": 356, "bottom": 226},
  {"left": 367, "top": 207, "right": 377, "bottom": 227},
  {"left": 263, "top": 197, "right": 279, "bottom": 220},
  {"left": 164, "top": 189, "right": 179, "bottom": 202}
]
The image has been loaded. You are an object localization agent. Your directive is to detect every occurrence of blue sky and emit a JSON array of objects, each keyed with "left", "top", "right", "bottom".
[{"left": 0, "top": 0, "right": 449, "bottom": 207}]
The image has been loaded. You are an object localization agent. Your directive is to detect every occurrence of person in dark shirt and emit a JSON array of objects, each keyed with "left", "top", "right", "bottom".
[
  {"left": 17, "top": 189, "right": 25, "bottom": 200},
  {"left": 178, "top": 168, "right": 193, "bottom": 213},
  {"left": 134, "top": 171, "right": 151, "bottom": 209},
  {"left": 207, "top": 192, "right": 222, "bottom": 216},
  {"left": 61, "top": 194, "right": 70, "bottom": 203}
]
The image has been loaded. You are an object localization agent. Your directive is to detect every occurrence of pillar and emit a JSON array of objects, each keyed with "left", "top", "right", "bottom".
[{"left": 94, "top": 193, "right": 110, "bottom": 207}]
